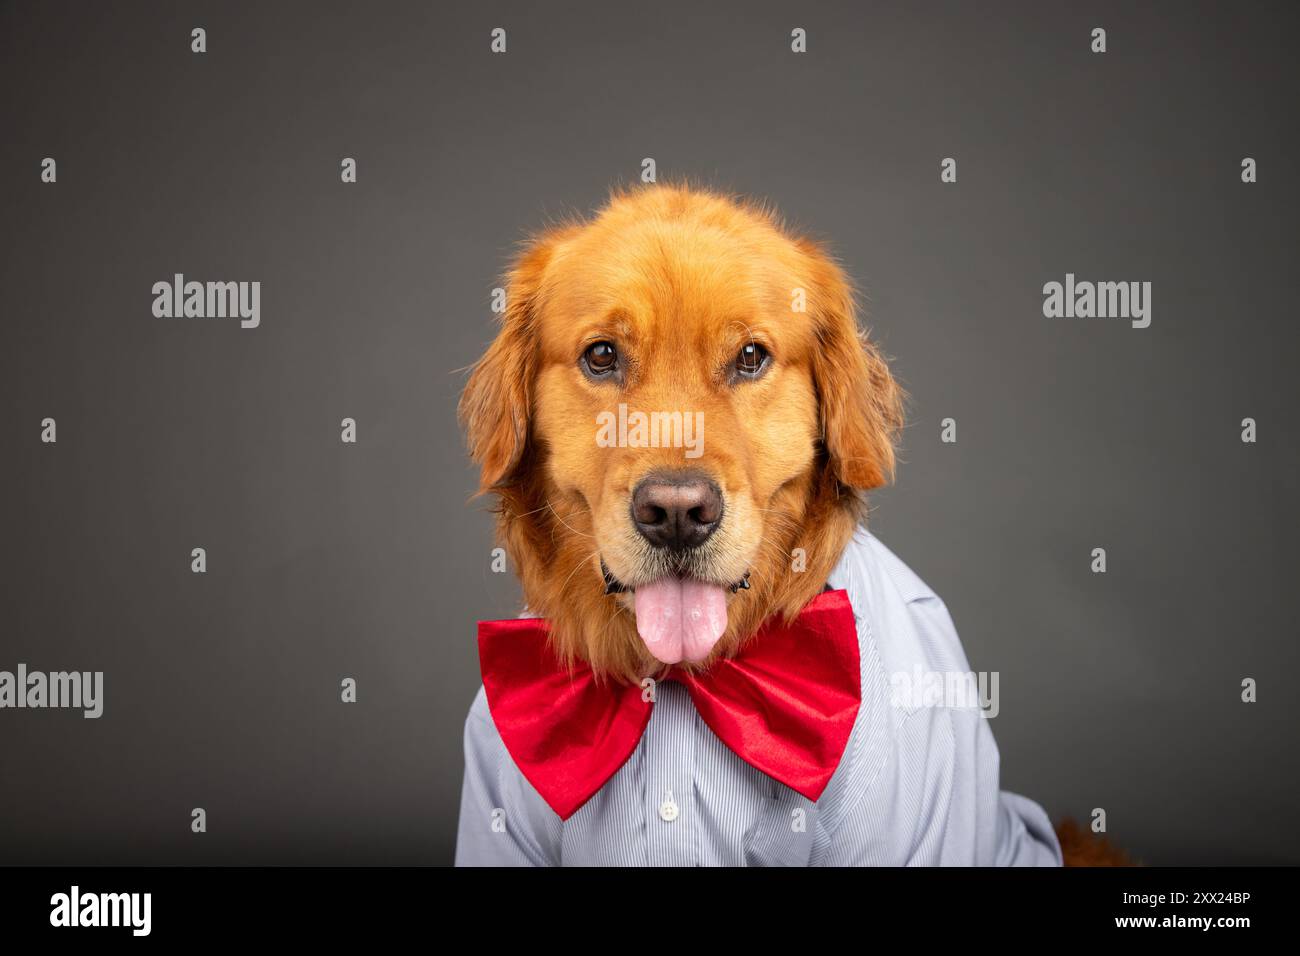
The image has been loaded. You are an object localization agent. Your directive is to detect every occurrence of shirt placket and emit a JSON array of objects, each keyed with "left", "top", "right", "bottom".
[{"left": 643, "top": 680, "right": 696, "bottom": 866}]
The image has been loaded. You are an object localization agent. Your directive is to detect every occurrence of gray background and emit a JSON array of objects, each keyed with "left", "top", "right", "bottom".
[{"left": 1, "top": 0, "right": 1296, "bottom": 866}]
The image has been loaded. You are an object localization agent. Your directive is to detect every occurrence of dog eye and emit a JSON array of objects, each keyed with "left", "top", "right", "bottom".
[
  {"left": 582, "top": 341, "right": 619, "bottom": 376},
  {"left": 734, "top": 343, "right": 769, "bottom": 378}
]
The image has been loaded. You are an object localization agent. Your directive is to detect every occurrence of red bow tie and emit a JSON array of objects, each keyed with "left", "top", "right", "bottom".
[{"left": 476, "top": 589, "right": 861, "bottom": 820}]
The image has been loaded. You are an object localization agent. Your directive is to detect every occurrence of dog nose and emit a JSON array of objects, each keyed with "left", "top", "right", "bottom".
[{"left": 631, "top": 473, "right": 723, "bottom": 551}]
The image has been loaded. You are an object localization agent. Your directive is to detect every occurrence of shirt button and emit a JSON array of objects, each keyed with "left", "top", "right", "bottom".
[{"left": 658, "top": 792, "right": 679, "bottom": 823}]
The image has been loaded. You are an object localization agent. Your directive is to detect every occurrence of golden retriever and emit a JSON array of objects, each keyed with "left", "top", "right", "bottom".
[
  {"left": 459, "top": 182, "right": 903, "bottom": 683},
  {"left": 458, "top": 182, "right": 1130, "bottom": 866}
]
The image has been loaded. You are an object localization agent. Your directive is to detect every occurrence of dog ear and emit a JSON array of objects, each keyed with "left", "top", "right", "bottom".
[
  {"left": 459, "top": 232, "right": 562, "bottom": 492},
  {"left": 800, "top": 239, "right": 904, "bottom": 490}
]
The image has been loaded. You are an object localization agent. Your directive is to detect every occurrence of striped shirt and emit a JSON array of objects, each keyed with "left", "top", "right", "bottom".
[{"left": 455, "top": 528, "right": 1063, "bottom": 866}]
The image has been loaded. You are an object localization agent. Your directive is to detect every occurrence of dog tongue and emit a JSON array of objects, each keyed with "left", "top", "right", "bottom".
[{"left": 634, "top": 577, "right": 728, "bottom": 665}]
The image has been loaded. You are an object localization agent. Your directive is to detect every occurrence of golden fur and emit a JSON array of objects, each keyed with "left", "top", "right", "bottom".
[
  {"left": 1055, "top": 819, "right": 1136, "bottom": 866},
  {"left": 460, "top": 183, "right": 903, "bottom": 684}
]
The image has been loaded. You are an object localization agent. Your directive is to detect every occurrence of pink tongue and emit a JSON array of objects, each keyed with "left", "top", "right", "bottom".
[{"left": 634, "top": 577, "right": 728, "bottom": 665}]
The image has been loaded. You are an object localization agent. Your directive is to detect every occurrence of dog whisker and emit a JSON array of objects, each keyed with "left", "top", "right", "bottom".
[
  {"left": 504, "top": 500, "right": 572, "bottom": 522},
  {"left": 546, "top": 499, "right": 594, "bottom": 539},
  {"left": 555, "top": 547, "right": 603, "bottom": 599}
]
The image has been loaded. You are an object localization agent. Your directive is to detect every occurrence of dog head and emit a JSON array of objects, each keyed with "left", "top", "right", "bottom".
[{"left": 461, "top": 184, "right": 902, "bottom": 682}]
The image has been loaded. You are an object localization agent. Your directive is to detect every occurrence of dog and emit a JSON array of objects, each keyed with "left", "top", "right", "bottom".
[{"left": 454, "top": 183, "right": 1067, "bottom": 866}]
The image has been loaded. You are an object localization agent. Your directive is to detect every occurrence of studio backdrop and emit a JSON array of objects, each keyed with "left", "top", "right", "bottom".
[{"left": 1, "top": 0, "right": 1296, "bottom": 865}]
